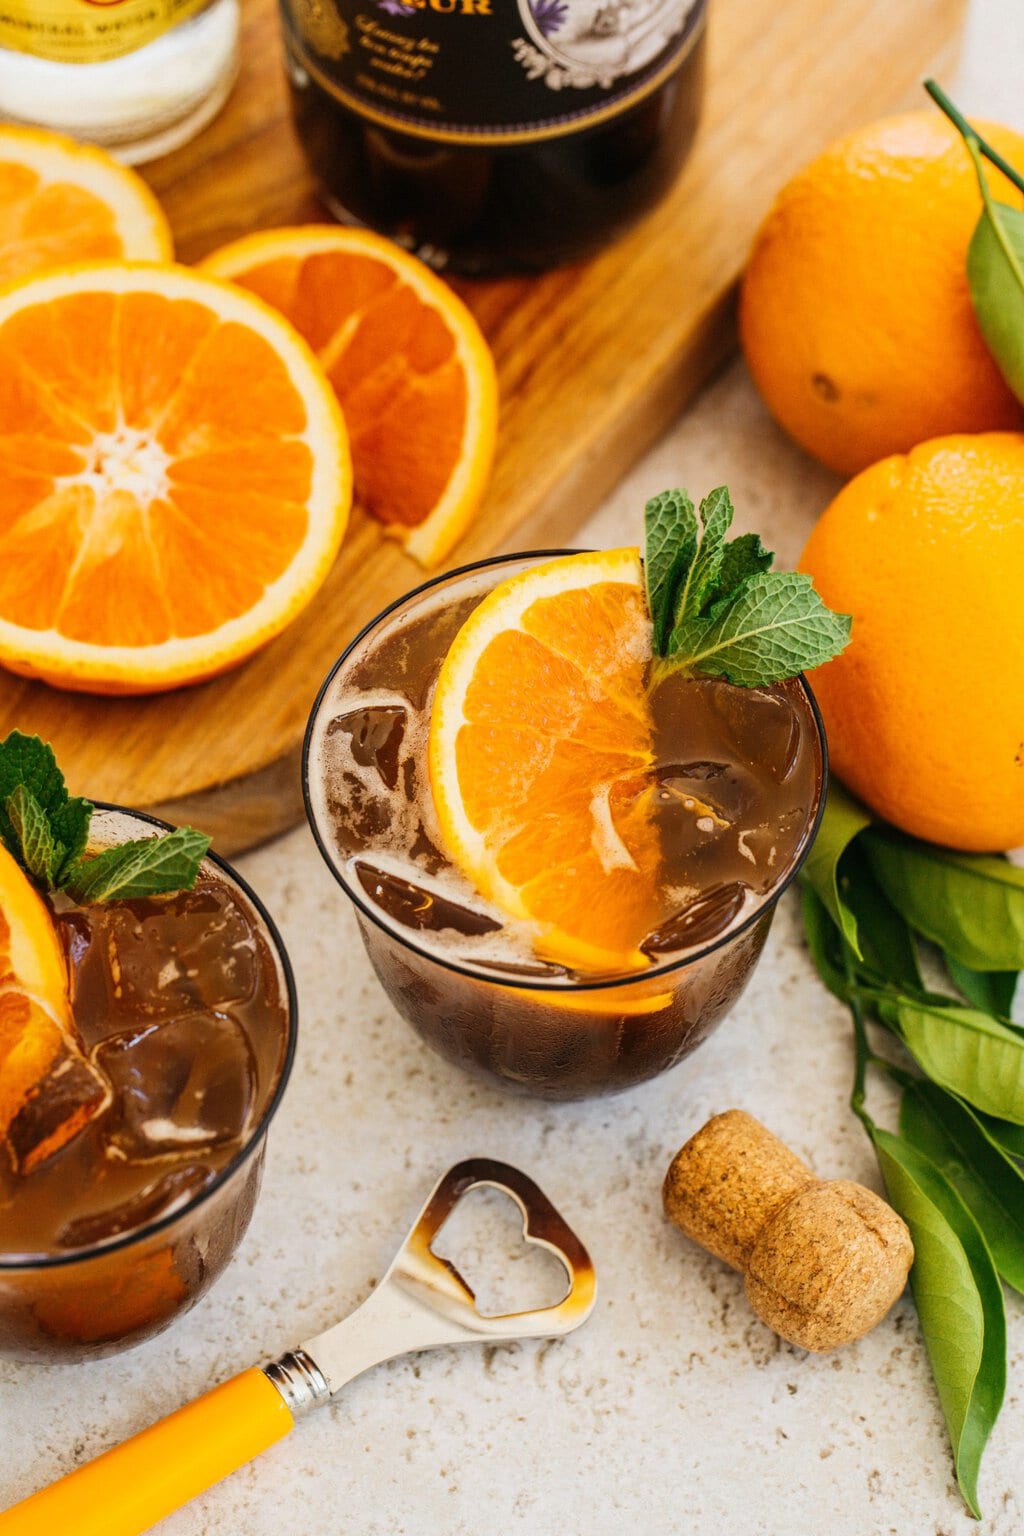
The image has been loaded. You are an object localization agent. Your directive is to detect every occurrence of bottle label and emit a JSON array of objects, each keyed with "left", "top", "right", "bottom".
[
  {"left": 0, "top": 0, "right": 208, "bottom": 64},
  {"left": 284, "top": 0, "right": 707, "bottom": 146}
]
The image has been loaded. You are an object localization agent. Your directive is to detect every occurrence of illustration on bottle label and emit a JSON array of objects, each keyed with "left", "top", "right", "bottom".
[
  {"left": 514, "top": 0, "right": 695, "bottom": 92},
  {"left": 284, "top": 0, "right": 706, "bottom": 145}
]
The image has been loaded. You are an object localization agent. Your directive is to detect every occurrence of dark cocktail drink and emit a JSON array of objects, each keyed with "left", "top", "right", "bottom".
[
  {"left": 0, "top": 807, "right": 295, "bottom": 1361},
  {"left": 305, "top": 550, "right": 826, "bottom": 1099}
]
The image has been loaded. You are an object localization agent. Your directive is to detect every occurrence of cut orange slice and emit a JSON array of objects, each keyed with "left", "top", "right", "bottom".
[
  {"left": 0, "top": 843, "right": 110, "bottom": 1173},
  {"left": 0, "top": 262, "right": 351, "bottom": 693},
  {"left": 0, "top": 127, "right": 172, "bottom": 288},
  {"left": 201, "top": 226, "right": 498, "bottom": 568},
  {"left": 429, "top": 549, "right": 661, "bottom": 974}
]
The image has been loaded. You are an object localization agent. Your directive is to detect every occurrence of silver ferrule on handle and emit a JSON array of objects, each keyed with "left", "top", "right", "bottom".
[{"left": 263, "top": 1347, "right": 332, "bottom": 1419}]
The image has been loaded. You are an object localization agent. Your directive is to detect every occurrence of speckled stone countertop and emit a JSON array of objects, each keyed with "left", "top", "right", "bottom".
[{"left": 2, "top": 5, "right": 1023, "bottom": 1532}]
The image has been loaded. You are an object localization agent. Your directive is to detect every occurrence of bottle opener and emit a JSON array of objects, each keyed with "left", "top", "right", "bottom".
[{"left": 0, "top": 1158, "right": 596, "bottom": 1536}]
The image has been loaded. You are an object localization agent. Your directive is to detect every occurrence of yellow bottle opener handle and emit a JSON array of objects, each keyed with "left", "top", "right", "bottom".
[{"left": 0, "top": 1367, "right": 293, "bottom": 1536}]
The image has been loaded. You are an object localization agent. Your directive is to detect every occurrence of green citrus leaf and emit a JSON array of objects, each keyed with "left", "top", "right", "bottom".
[
  {"left": 799, "top": 782, "right": 872, "bottom": 960},
  {"left": 901, "top": 1079, "right": 1024, "bottom": 1294},
  {"left": 965, "top": 136, "right": 1024, "bottom": 405},
  {"left": 864, "top": 830, "right": 1024, "bottom": 972},
  {"left": 897, "top": 999, "right": 1024, "bottom": 1124},
  {"left": 842, "top": 845, "right": 922, "bottom": 989},
  {"left": 975, "top": 1113, "right": 1024, "bottom": 1161},
  {"left": 945, "top": 956, "right": 1018, "bottom": 1019},
  {"left": 871, "top": 1125, "right": 1005, "bottom": 1518},
  {"left": 799, "top": 884, "right": 851, "bottom": 1003}
]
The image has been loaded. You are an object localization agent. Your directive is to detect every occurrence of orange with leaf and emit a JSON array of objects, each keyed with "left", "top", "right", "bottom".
[{"left": 740, "top": 107, "right": 1024, "bottom": 474}]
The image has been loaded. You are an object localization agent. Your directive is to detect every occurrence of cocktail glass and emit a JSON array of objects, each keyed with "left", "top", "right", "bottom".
[
  {"left": 303, "top": 552, "right": 826, "bottom": 1101},
  {"left": 0, "top": 806, "right": 296, "bottom": 1362}
]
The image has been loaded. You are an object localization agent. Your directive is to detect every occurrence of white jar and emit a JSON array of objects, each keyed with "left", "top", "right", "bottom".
[{"left": 0, "top": 0, "right": 240, "bottom": 164}]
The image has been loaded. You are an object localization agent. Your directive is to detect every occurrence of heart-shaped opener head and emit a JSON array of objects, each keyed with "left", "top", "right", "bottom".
[{"left": 393, "top": 1157, "right": 597, "bottom": 1337}]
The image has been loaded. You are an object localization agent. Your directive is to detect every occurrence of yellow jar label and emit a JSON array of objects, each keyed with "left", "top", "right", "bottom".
[{"left": 0, "top": 0, "right": 209, "bottom": 63}]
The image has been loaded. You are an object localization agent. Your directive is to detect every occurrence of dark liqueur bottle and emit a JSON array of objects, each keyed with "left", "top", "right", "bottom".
[{"left": 280, "top": 0, "right": 708, "bottom": 275}]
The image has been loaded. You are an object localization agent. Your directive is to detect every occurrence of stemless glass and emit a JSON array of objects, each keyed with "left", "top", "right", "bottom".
[
  {"left": 303, "top": 552, "right": 826, "bottom": 1102},
  {"left": 0, "top": 807, "right": 297, "bottom": 1362}
]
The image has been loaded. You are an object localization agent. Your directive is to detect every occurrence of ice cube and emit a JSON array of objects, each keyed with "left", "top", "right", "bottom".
[
  {"left": 466, "top": 955, "right": 569, "bottom": 980},
  {"left": 353, "top": 859, "right": 502, "bottom": 938},
  {"left": 95, "top": 1011, "right": 257, "bottom": 1160},
  {"left": 641, "top": 882, "right": 751, "bottom": 956},
  {"left": 653, "top": 760, "right": 760, "bottom": 865},
  {"left": 57, "top": 1163, "right": 213, "bottom": 1249},
  {"left": 64, "top": 884, "right": 260, "bottom": 1035},
  {"left": 327, "top": 704, "right": 407, "bottom": 791},
  {"left": 707, "top": 682, "right": 803, "bottom": 783}
]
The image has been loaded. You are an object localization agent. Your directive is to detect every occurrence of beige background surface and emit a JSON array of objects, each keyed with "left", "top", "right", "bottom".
[{"left": 2, "top": 2, "right": 1024, "bottom": 1532}]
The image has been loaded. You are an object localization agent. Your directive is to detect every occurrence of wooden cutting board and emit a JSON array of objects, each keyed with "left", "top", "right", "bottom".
[{"left": 0, "top": 0, "right": 964, "bottom": 853}]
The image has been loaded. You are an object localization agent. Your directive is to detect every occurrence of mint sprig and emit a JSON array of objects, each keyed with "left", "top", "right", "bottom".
[
  {"left": 643, "top": 485, "right": 850, "bottom": 684},
  {"left": 0, "top": 731, "right": 210, "bottom": 904}
]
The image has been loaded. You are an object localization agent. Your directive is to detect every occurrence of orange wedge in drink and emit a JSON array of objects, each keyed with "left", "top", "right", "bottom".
[
  {"left": 0, "top": 843, "right": 109, "bottom": 1174},
  {"left": 0, "top": 127, "right": 172, "bottom": 287},
  {"left": 428, "top": 549, "right": 661, "bottom": 973},
  {"left": 201, "top": 226, "right": 498, "bottom": 567},
  {"left": 0, "top": 262, "right": 351, "bottom": 693}
]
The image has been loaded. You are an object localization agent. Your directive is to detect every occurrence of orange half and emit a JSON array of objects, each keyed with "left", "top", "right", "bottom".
[
  {"left": 0, "top": 261, "right": 351, "bottom": 693},
  {"left": 0, "top": 126, "right": 172, "bottom": 288},
  {"left": 201, "top": 226, "right": 498, "bottom": 567},
  {"left": 428, "top": 549, "right": 661, "bottom": 973}
]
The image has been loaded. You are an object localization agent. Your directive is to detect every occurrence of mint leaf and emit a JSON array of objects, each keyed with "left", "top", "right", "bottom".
[
  {"left": 643, "top": 489, "right": 697, "bottom": 655},
  {"left": 641, "top": 484, "right": 848, "bottom": 686},
  {"left": 673, "top": 486, "right": 733, "bottom": 624},
  {"left": 0, "top": 732, "right": 74, "bottom": 861},
  {"left": 706, "top": 532, "right": 774, "bottom": 613},
  {"left": 0, "top": 732, "right": 93, "bottom": 887},
  {"left": 50, "top": 796, "right": 92, "bottom": 876},
  {"left": 6, "top": 785, "right": 60, "bottom": 885},
  {"left": 0, "top": 730, "right": 209, "bottom": 905},
  {"left": 62, "top": 827, "right": 211, "bottom": 905},
  {"left": 668, "top": 571, "right": 852, "bottom": 686}
]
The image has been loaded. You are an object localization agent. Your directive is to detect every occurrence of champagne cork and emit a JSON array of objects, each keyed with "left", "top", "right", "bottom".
[{"left": 663, "top": 1110, "right": 914, "bottom": 1353}]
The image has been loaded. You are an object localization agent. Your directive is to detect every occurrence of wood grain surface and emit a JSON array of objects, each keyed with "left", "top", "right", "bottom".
[{"left": 0, "top": 0, "right": 965, "bottom": 851}]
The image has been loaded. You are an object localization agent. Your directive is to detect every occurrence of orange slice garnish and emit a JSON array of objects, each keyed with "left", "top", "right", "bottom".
[
  {"left": 0, "top": 843, "right": 109, "bottom": 1173},
  {"left": 0, "top": 262, "right": 351, "bottom": 693},
  {"left": 201, "top": 226, "right": 497, "bottom": 568},
  {"left": 428, "top": 549, "right": 661, "bottom": 973},
  {"left": 0, "top": 126, "right": 171, "bottom": 288}
]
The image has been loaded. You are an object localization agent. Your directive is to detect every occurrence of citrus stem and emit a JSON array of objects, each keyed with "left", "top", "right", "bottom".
[{"left": 924, "top": 79, "right": 1024, "bottom": 198}]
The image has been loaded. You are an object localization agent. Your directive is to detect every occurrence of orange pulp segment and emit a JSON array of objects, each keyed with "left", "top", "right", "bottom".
[
  {"left": 0, "top": 843, "right": 110, "bottom": 1173},
  {"left": 428, "top": 549, "right": 662, "bottom": 973},
  {"left": 200, "top": 226, "right": 498, "bottom": 567},
  {"left": 0, "top": 262, "right": 351, "bottom": 693},
  {"left": 0, "top": 126, "right": 172, "bottom": 289}
]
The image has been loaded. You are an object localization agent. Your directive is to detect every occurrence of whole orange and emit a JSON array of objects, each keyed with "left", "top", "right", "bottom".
[
  {"left": 798, "top": 433, "right": 1024, "bottom": 851},
  {"left": 740, "top": 112, "right": 1024, "bottom": 476}
]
